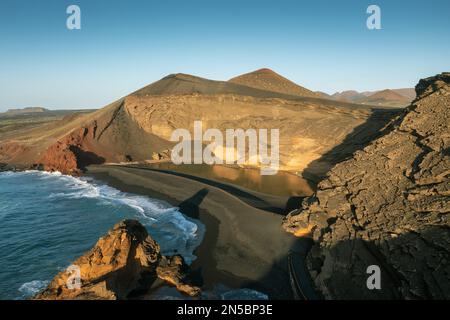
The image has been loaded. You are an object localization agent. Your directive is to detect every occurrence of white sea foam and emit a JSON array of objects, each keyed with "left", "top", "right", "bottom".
[
  {"left": 221, "top": 289, "right": 269, "bottom": 300},
  {"left": 18, "top": 280, "right": 49, "bottom": 297},
  {"left": 0, "top": 171, "right": 13, "bottom": 177},
  {"left": 15, "top": 170, "right": 204, "bottom": 264},
  {"left": 149, "top": 285, "right": 269, "bottom": 300}
]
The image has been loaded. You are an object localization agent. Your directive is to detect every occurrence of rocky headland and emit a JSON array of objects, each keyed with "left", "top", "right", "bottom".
[
  {"left": 283, "top": 73, "right": 450, "bottom": 299},
  {"left": 35, "top": 220, "right": 200, "bottom": 300}
]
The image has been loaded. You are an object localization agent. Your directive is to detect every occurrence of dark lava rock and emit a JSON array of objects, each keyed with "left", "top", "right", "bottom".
[{"left": 283, "top": 73, "right": 450, "bottom": 299}]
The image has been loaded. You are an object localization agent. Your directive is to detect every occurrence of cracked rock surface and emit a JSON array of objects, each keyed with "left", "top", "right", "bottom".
[{"left": 283, "top": 73, "right": 450, "bottom": 299}]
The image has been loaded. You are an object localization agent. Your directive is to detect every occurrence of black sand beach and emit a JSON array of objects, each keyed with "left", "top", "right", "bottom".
[{"left": 85, "top": 164, "right": 313, "bottom": 299}]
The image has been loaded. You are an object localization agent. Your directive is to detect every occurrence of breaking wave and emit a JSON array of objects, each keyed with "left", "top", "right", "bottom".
[
  {"left": 18, "top": 280, "right": 49, "bottom": 298},
  {"left": 30, "top": 170, "right": 205, "bottom": 263}
]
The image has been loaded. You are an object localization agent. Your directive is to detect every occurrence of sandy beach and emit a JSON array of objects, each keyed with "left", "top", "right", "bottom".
[{"left": 85, "top": 164, "right": 313, "bottom": 299}]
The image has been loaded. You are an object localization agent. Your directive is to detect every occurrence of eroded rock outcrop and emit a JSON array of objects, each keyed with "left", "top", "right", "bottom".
[
  {"left": 35, "top": 220, "right": 200, "bottom": 300},
  {"left": 156, "top": 255, "right": 201, "bottom": 297},
  {"left": 38, "top": 123, "right": 104, "bottom": 175},
  {"left": 38, "top": 141, "right": 81, "bottom": 175},
  {"left": 283, "top": 73, "right": 450, "bottom": 299}
]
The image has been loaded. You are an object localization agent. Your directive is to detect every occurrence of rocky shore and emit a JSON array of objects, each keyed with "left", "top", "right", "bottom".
[
  {"left": 0, "top": 162, "right": 21, "bottom": 172},
  {"left": 283, "top": 73, "right": 450, "bottom": 299},
  {"left": 35, "top": 220, "right": 200, "bottom": 299}
]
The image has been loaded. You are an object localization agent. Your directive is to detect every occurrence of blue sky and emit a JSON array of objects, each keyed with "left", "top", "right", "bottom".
[{"left": 0, "top": 0, "right": 449, "bottom": 111}]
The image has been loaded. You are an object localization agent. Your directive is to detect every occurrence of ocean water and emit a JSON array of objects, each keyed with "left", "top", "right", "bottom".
[{"left": 0, "top": 171, "right": 204, "bottom": 300}]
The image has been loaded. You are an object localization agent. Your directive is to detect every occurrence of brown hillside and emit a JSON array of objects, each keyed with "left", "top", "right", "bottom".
[
  {"left": 0, "top": 100, "right": 171, "bottom": 174},
  {"left": 0, "top": 73, "right": 400, "bottom": 177},
  {"left": 133, "top": 73, "right": 303, "bottom": 99},
  {"left": 392, "top": 88, "right": 416, "bottom": 100},
  {"left": 366, "top": 89, "right": 410, "bottom": 102}
]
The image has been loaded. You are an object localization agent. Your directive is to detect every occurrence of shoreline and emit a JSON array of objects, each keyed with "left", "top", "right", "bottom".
[{"left": 85, "top": 164, "right": 313, "bottom": 299}]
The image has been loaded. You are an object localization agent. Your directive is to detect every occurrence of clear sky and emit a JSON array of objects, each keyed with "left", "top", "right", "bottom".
[{"left": 0, "top": 0, "right": 449, "bottom": 111}]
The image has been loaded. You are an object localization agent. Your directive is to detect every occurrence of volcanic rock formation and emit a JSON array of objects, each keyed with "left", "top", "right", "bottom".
[
  {"left": 35, "top": 220, "right": 200, "bottom": 300},
  {"left": 283, "top": 73, "right": 450, "bottom": 299}
]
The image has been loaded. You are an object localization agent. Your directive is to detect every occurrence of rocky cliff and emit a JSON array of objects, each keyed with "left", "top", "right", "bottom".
[
  {"left": 37, "top": 125, "right": 100, "bottom": 175},
  {"left": 35, "top": 220, "right": 200, "bottom": 300},
  {"left": 283, "top": 73, "right": 450, "bottom": 299}
]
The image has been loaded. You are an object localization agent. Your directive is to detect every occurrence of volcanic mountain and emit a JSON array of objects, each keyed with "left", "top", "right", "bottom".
[
  {"left": 228, "top": 68, "right": 321, "bottom": 98},
  {"left": 134, "top": 72, "right": 308, "bottom": 99},
  {"left": 0, "top": 71, "right": 400, "bottom": 179}
]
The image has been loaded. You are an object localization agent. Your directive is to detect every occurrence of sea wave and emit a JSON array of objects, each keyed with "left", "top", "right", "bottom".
[
  {"left": 6, "top": 170, "right": 204, "bottom": 264},
  {"left": 221, "top": 289, "right": 268, "bottom": 300},
  {"left": 149, "top": 285, "right": 269, "bottom": 300},
  {"left": 18, "top": 280, "right": 49, "bottom": 298}
]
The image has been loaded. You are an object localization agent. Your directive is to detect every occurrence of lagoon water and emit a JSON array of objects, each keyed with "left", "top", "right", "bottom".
[
  {"left": 0, "top": 171, "right": 204, "bottom": 299},
  {"left": 148, "top": 163, "right": 314, "bottom": 196}
]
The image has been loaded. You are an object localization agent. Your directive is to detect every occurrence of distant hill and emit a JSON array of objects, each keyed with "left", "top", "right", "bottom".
[
  {"left": 365, "top": 89, "right": 409, "bottom": 102},
  {"left": 332, "top": 90, "right": 367, "bottom": 103},
  {"left": 391, "top": 88, "right": 416, "bottom": 101},
  {"left": 332, "top": 88, "right": 415, "bottom": 107},
  {"left": 228, "top": 68, "right": 320, "bottom": 98},
  {"left": 4, "top": 107, "right": 49, "bottom": 115}
]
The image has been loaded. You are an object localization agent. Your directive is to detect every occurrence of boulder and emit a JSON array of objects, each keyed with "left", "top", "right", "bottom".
[{"left": 156, "top": 255, "right": 201, "bottom": 297}]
